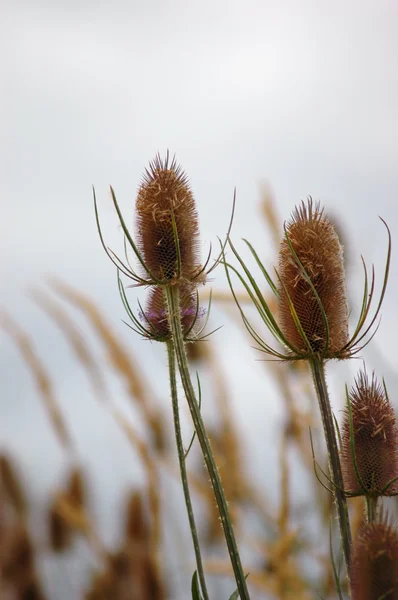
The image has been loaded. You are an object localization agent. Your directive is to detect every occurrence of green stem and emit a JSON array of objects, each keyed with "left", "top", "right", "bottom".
[
  {"left": 365, "top": 496, "right": 378, "bottom": 523},
  {"left": 165, "top": 285, "right": 250, "bottom": 600},
  {"left": 166, "top": 340, "right": 209, "bottom": 600},
  {"left": 310, "top": 359, "right": 352, "bottom": 578}
]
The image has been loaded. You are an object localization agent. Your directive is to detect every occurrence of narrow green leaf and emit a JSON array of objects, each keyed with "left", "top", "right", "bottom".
[
  {"left": 184, "top": 373, "right": 203, "bottom": 459},
  {"left": 207, "top": 188, "right": 236, "bottom": 275},
  {"left": 242, "top": 238, "right": 279, "bottom": 297},
  {"left": 93, "top": 186, "right": 141, "bottom": 281},
  {"left": 184, "top": 288, "right": 201, "bottom": 337},
  {"left": 274, "top": 268, "right": 312, "bottom": 354},
  {"left": 333, "top": 412, "right": 342, "bottom": 451},
  {"left": 344, "top": 256, "right": 373, "bottom": 349},
  {"left": 194, "top": 241, "right": 213, "bottom": 279},
  {"left": 191, "top": 571, "right": 203, "bottom": 600},
  {"left": 346, "top": 218, "right": 391, "bottom": 352},
  {"left": 192, "top": 288, "right": 213, "bottom": 338},
  {"left": 309, "top": 428, "right": 334, "bottom": 493},
  {"left": 223, "top": 246, "right": 299, "bottom": 355},
  {"left": 109, "top": 185, "right": 161, "bottom": 282},
  {"left": 329, "top": 522, "right": 344, "bottom": 600}
]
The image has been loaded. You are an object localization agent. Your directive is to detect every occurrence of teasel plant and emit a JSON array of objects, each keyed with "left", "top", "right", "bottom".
[
  {"left": 350, "top": 511, "right": 398, "bottom": 600},
  {"left": 340, "top": 370, "right": 398, "bottom": 520},
  {"left": 93, "top": 153, "right": 250, "bottom": 600},
  {"left": 338, "top": 369, "right": 398, "bottom": 596},
  {"left": 223, "top": 198, "right": 391, "bottom": 589}
]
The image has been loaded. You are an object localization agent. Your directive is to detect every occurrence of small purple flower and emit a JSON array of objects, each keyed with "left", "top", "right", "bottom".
[{"left": 138, "top": 287, "right": 205, "bottom": 340}]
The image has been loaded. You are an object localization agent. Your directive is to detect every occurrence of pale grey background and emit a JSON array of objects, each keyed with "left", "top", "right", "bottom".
[{"left": 1, "top": 1, "right": 398, "bottom": 598}]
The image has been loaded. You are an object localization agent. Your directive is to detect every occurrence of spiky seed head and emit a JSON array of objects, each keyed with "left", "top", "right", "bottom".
[
  {"left": 278, "top": 198, "right": 349, "bottom": 357},
  {"left": 341, "top": 371, "right": 398, "bottom": 495},
  {"left": 136, "top": 153, "right": 202, "bottom": 283},
  {"left": 141, "top": 285, "right": 203, "bottom": 340},
  {"left": 351, "top": 515, "right": 398, "bottom": 599}
]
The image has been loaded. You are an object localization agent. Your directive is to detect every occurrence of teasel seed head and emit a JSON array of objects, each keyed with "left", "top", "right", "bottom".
[
  {"left": 278, "top": 198, "right": 349, "bottom": 358},
  {"left": 351, "top": 514, "right": 398, "bottom": 599},
  {"left": 224, "top": 196, "right": 390, "bottom": 362},
  {"left": 341, "top": 370, "right": 398, "bottom": 496},
  {"left": 140, "top": 285, "right": 205, "bottom": 341},
  {"left": 95, "top": 152, "right": 233, "bottom": 347},
  {"left": 136, "top": 152, "right": 203, "bottom": 284}
]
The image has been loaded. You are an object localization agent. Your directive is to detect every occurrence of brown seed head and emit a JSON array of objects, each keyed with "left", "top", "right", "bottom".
[
  {"left": 278, "top": 198, "right": 349, "bottom": 357},
  {"left": 136, "top": 153, "right": 202, "bottom": 283},
  {"left": 351, "top": 515, "right": 398, "bottom": 600},
  {"left": 341, "top": 371, "right": 398, "bottom": 495}
]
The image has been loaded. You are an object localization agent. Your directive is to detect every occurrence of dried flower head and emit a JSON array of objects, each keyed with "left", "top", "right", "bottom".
[
  {"left": 351, "top": 515, "right": 398, "bottom": 600},
  {"left": 136, "top": 153, "right": 202, "bottom": 284},
  {"left": 341, "top": 371, "right": 398, "bottom": 496},
  {"left": 278, "top": 199, "right": 349, "bottom": 357},
  {"left": 94, "top": 152, "right": 232, "bottom": 347},
  {"left": 95, "top": 151, "right": 231, "bottom": 288},
  {"left": 224, "top": 197, "right": 390, "bottom": 362}
]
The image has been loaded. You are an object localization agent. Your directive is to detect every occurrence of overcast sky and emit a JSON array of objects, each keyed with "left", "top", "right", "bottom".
[{"left": 1, "top": 1, "right": 398, "bottom": 597}]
